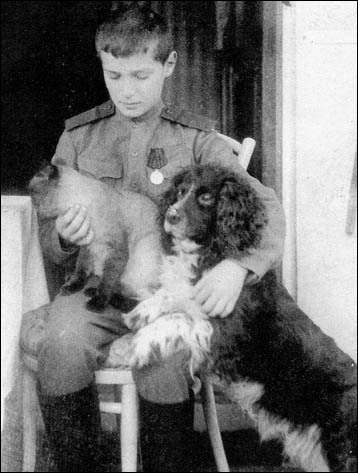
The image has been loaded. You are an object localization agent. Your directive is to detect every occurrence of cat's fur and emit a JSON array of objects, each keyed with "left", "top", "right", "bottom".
[{"left": 29, "top": 162, "right": 162, "bottom": 311}]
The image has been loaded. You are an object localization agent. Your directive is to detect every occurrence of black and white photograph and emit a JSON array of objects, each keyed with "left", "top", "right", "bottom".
[{"left": 1, "top": 1, "right": 357, "bottom": 472}]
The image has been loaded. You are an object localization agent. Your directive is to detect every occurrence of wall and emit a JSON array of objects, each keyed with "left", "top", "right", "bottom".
[
  {"left": 282, "top": 1, "right": 357, "bottom": 360},
  {"left": 1, "top": 1, "right": 263, "bottom": 192}
]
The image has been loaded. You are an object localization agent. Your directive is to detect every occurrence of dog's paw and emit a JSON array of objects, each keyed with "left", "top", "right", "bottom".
[
  {"left": 127, "top": 330, "right": 160, "bottom": 368},
  {"left": 104, "top": 334, "right": 134, "bottom": 368},
  {"left": 122, "top": 308, "right": 142, "bottom": 331},
  {"left": 122, "top": 297, "right": 163, "bottom": 330}
]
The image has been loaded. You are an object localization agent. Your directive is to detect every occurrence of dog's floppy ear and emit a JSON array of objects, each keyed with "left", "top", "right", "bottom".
[{"left": 215, "top": 176, "right": 268, "bottom": 255}]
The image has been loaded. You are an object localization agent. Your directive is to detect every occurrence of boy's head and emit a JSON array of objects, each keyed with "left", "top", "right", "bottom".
[
  {"left": 95, "top": 5, "right": 173, "bottom": 64},
  {"left": 95, "top": 5, "right": 176, "bottom": 118}
]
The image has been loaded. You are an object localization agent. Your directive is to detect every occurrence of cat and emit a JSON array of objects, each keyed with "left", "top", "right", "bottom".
[{"left": 29, "top": 162, "right": 162, "bottom": 312}]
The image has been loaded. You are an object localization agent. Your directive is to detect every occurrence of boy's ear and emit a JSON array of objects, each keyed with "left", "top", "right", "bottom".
[{"left": 164, "top": 51, "right": 177, "bottom": 77}]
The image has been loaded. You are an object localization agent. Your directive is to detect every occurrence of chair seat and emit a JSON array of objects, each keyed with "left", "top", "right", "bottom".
[{"left": 20, "top": 303, "right": 133, "bottom": 369}]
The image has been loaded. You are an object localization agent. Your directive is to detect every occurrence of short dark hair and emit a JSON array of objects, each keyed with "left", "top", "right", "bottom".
[{"left": 95, "top": 6, "right": 173, "bottom": 64}]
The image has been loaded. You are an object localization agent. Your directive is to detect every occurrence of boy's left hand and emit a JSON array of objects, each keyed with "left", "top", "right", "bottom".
[{"left": 193, "top": 259, "right": 248, "bottom": 318}]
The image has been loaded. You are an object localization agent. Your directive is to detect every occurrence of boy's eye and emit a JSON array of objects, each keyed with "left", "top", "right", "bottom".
[
  {"left": 105, "top": 71, "right": 150, "bottom": 80},
  {"left": 107, "top": 73, "right": 120, "bottom": 80}
]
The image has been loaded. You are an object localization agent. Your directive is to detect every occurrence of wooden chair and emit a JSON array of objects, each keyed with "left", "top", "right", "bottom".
[
  {"left": 20, "top": 135, "right": 256, "bottom": 473},
  {"left": 217, "top": 134, "right": 256, "bottom": 172}
]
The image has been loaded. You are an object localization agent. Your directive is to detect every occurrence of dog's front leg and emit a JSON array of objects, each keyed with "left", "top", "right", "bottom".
[
  {"left": 127, "top": 313, "right": 213, "bottom": 373},
  {"left": 122, "top": 289, "right": 207, "bottom": 331}
]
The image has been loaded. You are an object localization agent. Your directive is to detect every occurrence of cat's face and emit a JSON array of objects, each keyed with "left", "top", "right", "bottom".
[{"left": 28, "top": 162, "right": 61, "bottom": 217}]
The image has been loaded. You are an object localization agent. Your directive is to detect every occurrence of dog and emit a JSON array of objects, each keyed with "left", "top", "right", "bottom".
[
  {"left": 118, "top": 163, "right": 357, "bottom": 472},
  {"left": 29, "top": 162, "right": 162, "bottom": 311}
]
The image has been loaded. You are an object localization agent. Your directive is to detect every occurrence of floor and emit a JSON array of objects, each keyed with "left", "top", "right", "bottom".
[
  {"left": 2, "top": 416, "right": 301, "bottom": 472},
  {"left": 33, "top": 429, "right": 301, "bottom": 472},
  {"left": 1, "top": 382, "right": 301, "bottom": 472}
]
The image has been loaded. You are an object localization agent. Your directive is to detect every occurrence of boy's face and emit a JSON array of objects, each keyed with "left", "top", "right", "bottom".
[{"left": 100, "top": 43, "right": 176, "bottom": 119}]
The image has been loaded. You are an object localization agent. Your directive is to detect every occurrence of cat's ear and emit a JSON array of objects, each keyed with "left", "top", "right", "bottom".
[
  {"left": 48, "top": 163, "right": 59, "bottom": 180},
  {"left": 36, "top": 161, "right": 59, "bottom": 180}
]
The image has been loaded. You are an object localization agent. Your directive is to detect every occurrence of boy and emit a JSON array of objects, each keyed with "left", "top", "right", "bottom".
[{"left": 36, "top": 6, "right": 286, "bottom": 472}]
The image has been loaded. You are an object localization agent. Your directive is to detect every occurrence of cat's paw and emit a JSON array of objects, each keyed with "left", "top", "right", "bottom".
[
  {"left": 86, "top": 294, "right": 108, "bottom": 312},
  {"left": 84, "top": 286, "right": 98, "bottom": 297},
  {"left": 61, "top": 279, "right": 85, "bottom": 295},
  {"left": 110, "top": 293, "right": 139, "bottom": 313}
]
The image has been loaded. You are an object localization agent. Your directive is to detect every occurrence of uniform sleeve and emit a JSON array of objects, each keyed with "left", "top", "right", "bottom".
[
  {"left": 194, "top": 131, "right": 286, "bottom": 283},
  {"left": 38, "top": 130, "right": 79, "bottom": 266}
]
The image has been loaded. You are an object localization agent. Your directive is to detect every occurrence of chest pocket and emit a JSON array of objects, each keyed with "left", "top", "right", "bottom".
[
  {"left": 145, "top": 144, "right": 192, "bottom": 198},
  {"left": 77, "top": 149, "right": 123, "bottom": 188}
]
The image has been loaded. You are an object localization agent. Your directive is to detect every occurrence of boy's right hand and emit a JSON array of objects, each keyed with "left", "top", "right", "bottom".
[{"left": 55, "top": 204, "right": 94, "bottom": 247}]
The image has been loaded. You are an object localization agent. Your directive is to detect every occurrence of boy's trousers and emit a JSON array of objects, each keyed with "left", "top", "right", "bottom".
[{"left": 37, "top": 290, "right": 192, "bottom": 402}]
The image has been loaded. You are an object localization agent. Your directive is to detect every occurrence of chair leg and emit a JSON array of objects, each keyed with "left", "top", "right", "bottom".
[
  {"left": 120, "top": 384, "right": 138, "bottom": 472},
  {"left": 201, "top": 378, "right": 230, "bottom": 472},
  {"left": 113, "top": 385, "right": 122, "bottom": 433},
  {"left": 22, "top": 368, "right": 39, "bottom": 472}
]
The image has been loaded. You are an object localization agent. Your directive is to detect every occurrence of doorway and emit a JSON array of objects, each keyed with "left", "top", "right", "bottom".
[{"left": 1, "top": 1, "right": 281, "bottom": 192}]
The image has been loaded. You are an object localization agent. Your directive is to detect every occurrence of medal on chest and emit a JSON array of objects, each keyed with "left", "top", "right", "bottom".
[
  {"left": 147, "top": 148, "right": 168, "bottom": 185},
  {"left": 150, "top": 169, "right": 164, "bottom": 184}
]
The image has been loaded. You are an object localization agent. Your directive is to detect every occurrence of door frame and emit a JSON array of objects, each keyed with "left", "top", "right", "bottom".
[
  {"left": 262, "top": 1, "right": 283, "bottom": 200},
  {"left": 262, "top": 1, "right": 297, "bottom": 296}
]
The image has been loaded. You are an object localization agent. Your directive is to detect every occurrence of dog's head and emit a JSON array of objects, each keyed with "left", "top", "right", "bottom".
[{"left": 159, "top": 164, "right": 268, "bottom": 258}]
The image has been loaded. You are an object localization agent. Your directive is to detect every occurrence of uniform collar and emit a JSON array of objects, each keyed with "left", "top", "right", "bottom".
[{"left": 114, "top": 99, "right": 164, "bottom": 125}]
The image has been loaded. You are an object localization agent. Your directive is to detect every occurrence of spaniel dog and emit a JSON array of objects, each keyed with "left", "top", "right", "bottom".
[{"left": 118, "top": 164, "right": 357, "bottom": 472}]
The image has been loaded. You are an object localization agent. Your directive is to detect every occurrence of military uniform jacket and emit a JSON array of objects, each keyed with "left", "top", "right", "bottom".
[{"left": 40, "top": 99, "right": 286, "bottom": 282}]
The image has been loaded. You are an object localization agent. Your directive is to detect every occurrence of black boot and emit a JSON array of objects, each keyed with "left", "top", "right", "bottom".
[
  {"left": 139, "top": 390, "right": 195, "bottom": 472},
  {"left": 38, "top": 383, "right": 102, "bottom": 472}
]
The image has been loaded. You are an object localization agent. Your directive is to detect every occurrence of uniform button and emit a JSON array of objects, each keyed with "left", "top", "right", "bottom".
[
  {"left": 131, "top": 182, "right": 138, "bottom": 189},
  {"left": 131, "top": 151, "right": 138, "bottom": 157},
  {"left": 132, "top": 123, "right": 138, "bottom": 129}
]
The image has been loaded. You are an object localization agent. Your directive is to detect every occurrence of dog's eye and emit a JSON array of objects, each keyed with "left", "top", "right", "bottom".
[{"left": 197, "top": 193, "right": 215, "bottom": 207}]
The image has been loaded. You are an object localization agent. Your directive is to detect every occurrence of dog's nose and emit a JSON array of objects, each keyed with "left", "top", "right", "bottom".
[{"left": 165, "top": 206, "right": 182, "bottom": 225}]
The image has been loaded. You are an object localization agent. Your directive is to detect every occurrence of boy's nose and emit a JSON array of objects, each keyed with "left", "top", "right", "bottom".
[
  {"left": 122, "top": 88, "right": 135, "bottom": 99},
  {"left": 120, "top": 80, "right": 136, "bottom": 99}
]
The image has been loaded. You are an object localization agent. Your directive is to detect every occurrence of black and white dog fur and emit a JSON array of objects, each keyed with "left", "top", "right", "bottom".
[{"left": 120, "top": 164, "right": 357, "bottom": 472}]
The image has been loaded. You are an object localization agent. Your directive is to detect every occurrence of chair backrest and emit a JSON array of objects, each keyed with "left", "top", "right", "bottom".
[{"left": 216, "top": 133, "right": 256, "bottom": 171}]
